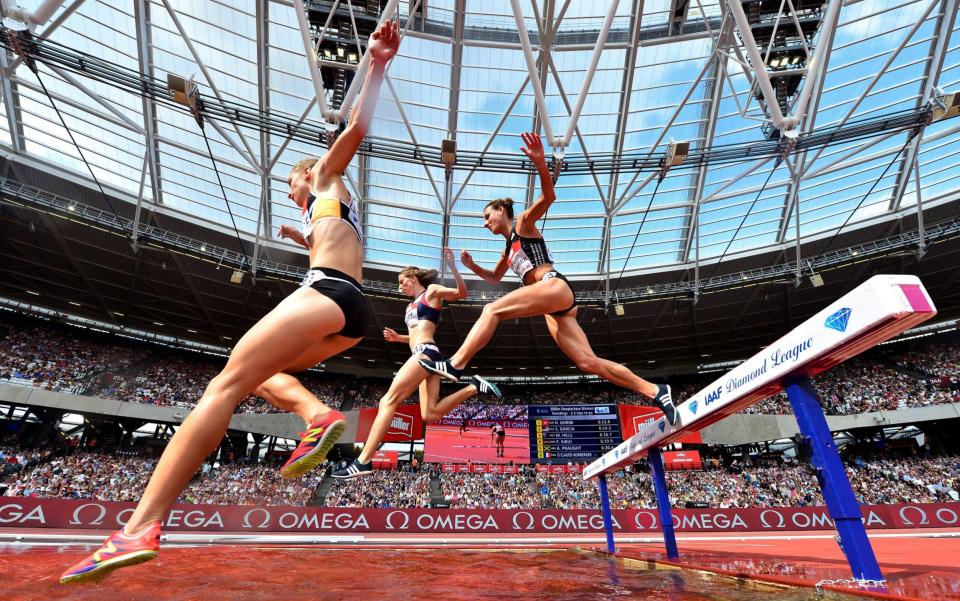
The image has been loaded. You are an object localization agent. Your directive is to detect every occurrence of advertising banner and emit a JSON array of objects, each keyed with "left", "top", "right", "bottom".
[
  {"left": 617, "top": 405, "right": 701, "bottom": 445},
  {"left": 355, "top": 404, "right": 423, "bottom": 442},
  {"left": 3, "top": 498, "right": 957, "bottom": 534}
]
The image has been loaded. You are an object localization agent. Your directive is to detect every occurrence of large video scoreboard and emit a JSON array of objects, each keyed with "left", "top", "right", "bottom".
[{"left": 528, "top": 404, "right": 622, "bottom": 464}]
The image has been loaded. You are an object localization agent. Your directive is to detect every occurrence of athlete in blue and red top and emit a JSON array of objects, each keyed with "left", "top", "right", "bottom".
[
  {"left": 420, "top": 132, "right": 678, "bottom": 425},
  {"left": 333, "top": 248, "right": 500, "bottom": 479}
]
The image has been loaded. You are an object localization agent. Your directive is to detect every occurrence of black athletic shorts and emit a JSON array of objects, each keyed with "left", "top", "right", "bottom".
[
  {"left": 543, "top": 271, "right": 576, "bottom": 316},
  {"left": 299, "top": 267, "right": 370, "bottom": 339},
  {"left": 413, "top": 342, "right": 443, "bottom": 362}
]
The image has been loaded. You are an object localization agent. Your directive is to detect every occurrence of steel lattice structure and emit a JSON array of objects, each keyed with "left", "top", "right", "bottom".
[{"left": 0, "top": 0, "right": 958, "bottom": 304}]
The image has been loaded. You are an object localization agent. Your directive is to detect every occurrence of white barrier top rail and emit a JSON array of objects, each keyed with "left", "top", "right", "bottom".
[{"left": 584, "top": 275, "right": 937, "bottom": 480}]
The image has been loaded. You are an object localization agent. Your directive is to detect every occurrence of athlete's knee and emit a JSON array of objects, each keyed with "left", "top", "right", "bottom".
[
  {"left": 574, "top": 355, "right": 602, "bottom": 374},
  {"left": 422, "top": 408, "right": 441, "bottom": 423},
  {"left": 253, "top": 376, "right": 281, "bottom": 398},
  {"left": 379, "top": 392, "right": 404, "bottom": 409},
  {"left": 201, "top": 369, "right": 256, "bottom": 407},
  {"left": 480, "top": 301, "right": 508, "bottom": 321}
]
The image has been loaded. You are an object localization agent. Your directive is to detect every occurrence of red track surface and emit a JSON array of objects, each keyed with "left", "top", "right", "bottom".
[
  {"left": 614, "top": 529, "right": 960, "bottom": 600},
  {"left": 2, "top": 528, "right": 959, "bottom": 599},
  {"left": 424, "top": 424, "right": 530, "bottom": 464}
]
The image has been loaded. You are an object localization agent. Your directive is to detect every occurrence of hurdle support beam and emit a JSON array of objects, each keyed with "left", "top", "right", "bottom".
[
  {"left": 784, "top": 376, "right": 884, "bottom": 584},
  {"left": 598, "top": 474, "right": 616, "bottom": 554},
  {"left": 648, "top": 447, "right": 679, "bottom": 559}
]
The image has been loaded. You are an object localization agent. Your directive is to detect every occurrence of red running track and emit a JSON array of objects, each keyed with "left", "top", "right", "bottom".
[
  {"left": 2, "top": 528, "right": 959, "bottom": 600},
  {"left": 613, "top": 529, "right": 960, "bottom": 600}
]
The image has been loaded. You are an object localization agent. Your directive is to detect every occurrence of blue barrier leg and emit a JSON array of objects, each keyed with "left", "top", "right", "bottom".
[
  {"left": 598, "top": 474, "right": 616, "bottom": 553},
  {"left": 784, "top": 376, "right": 884, "bottom": 584},
  {"left": 648, "top": 447, "right": 679, "bottom": 559}
]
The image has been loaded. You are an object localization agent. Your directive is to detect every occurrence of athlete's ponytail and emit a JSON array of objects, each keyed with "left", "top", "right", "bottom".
[
  {"left": 485, "top": 197, "right": 515, "bottom": 218},
  {"left": 399, "top": 266, "right": 438, "bottom": 287}
]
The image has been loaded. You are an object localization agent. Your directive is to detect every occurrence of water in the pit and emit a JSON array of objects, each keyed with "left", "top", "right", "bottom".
[{"left": 0, "top": 546, "right": 868, "bottom": 600}]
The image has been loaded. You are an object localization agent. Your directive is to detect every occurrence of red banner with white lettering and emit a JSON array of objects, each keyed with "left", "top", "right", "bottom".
[
  {"left": 662, "top": 450, "right": 702, "bottom": 471},
  {"left": 355, "top": 404, "right": 424, "bottom": 442},
  {"left": 618, "top": 405, "right": 702, "bottom": 444},
  {"left": 372, "top": 450, "right": 398, "bottom": 470},
  {"left": 441, "top": 464, "right": 521, "bottom": 474},
  {"left": 2, "top": 498, "right": 958, "bottom": 533},
  {"left": 535, "top": 464, "right": 584, "bottom": 474}
]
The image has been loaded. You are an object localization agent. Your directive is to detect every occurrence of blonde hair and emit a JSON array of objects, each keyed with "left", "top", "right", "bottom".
[
  {"left": 291, "top": 157, "right": 319, "bottom": 174},
  {"left": 485, "top": 197, "right": 515, "bottom": 218},
  {"left": 399, "top": 266, "right": 438, "bottom": 288}
]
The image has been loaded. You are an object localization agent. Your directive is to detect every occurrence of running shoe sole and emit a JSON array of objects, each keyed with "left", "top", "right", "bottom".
[
  {"left": 419, "top": 360, "right": 461, "bottom": 383},
  {"left": 280, "top": 419, "right": 346, "bottom": 479},
  {"left": 331, "top": 468, "right": 374, "bottom": 480},
  {"left": 472, "top": 376, "right": 501, "bottom": 398},
  {"left": 60, "top": 550, "right": 158, "bottom": 584}
]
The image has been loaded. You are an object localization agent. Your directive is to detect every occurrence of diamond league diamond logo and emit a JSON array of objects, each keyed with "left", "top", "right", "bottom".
[
  {"left": 657, "top": 420, "right": 666, "bottom": 432},
  {"left": 825, "top": 307, "right": 852, "bottom": 332},
  {"left": 689, "top": 400, "right": 699, "bottom": 415}
]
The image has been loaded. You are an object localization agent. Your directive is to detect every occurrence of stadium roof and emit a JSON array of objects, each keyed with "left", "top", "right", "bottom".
[{"left": 1, "top": 0, "right": 958, "bottom": 279}]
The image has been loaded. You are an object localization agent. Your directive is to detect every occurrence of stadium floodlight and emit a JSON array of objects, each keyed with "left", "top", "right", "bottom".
[
  {"left": 664, "top": 140, "right": 689, "bottom": 168},
  {"left": 932, "top": 92, "right": 960, "bottom": 122},
  {"left": 167, "top": 74, "right": 197, "bottom": 107},
  {"left": 441, "top": 139, "right": 456, "bottom": 167},
  {"left": 167, "top": 73, "right": 202, "bottom": 125}
]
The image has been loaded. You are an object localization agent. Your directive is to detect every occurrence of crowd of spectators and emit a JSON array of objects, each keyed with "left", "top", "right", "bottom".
[
  {"left": 440, "top": 470, "right": 541, "bottom": 509},
  {"left": 445, "top": 403, "right": 528, "bottom": 421},
  {"left": 439, "top": 454, "right": 959, "bottom": 510},
  {"left": 744, "top": 355, "right": 959, "bottom": 415},
  {"left": 102, "top": 356, "right": 374, "bottom": 415},
  {"left": 890, "top": 342, "right": 960, "bottom": 379},
  {"left": 0, "top": 319, "right": 148, "bottom": 394},
  {"left": 0, "top": 315, "right": 387, "bottom": 415},
  {"left": 323, "top": 464, "right": 431, "bottom": 508},
  {"left": 3, "top": 313, "right": 959, "bottom": 417},
  {"left": 6, "top": 440, "right": 954, "bottom": 511},
  {"left": 1, "top": 451, "right": 322, "bottom": 506},
  {"left": 0, "top": 444, "right": 46, "bottom": 490}
]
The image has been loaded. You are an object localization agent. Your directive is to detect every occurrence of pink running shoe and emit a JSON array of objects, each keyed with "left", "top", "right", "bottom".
[
  {"left": 60, "top": 521, "right": 161, "bottom": 584},
  {"left": 280, "top": 410, "right": 347, "bottom": 478}
]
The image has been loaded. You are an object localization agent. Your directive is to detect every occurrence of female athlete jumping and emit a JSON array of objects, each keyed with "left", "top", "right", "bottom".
[
  {"left": 59, "top": 21, "right": 401, "bottom": 584},
  {"left": 420, "top": 132, "right": 678, "bottom": 425},
  {"left": 333, "top": 248, "right": 500, "bottom": 479}
]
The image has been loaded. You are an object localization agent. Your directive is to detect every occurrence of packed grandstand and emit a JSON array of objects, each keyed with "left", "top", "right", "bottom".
[{"left": 2, "top": 309, "right": 958, "bottom": 512}]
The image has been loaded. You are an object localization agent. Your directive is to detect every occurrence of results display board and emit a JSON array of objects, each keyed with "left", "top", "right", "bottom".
[{"left": 528, "top": 404, "right": 622, "bottom": 464}]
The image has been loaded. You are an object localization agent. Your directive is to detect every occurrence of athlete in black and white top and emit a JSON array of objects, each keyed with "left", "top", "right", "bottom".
[
  {"left": 333, "top": 248, "right": 500, "bottom": 479},
  {"left": 419, "top": 132, "right": 678, "bottom": 425}
]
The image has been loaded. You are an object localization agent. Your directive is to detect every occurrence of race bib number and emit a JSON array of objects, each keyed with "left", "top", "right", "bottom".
[{"left": 509, "top": 241, "right": 534, "bottom": 278}]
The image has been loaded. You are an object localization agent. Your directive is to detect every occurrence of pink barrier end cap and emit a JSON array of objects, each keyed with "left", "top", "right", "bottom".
[{"left": 899, "top": 284, "right": 933, "bottom": 313}]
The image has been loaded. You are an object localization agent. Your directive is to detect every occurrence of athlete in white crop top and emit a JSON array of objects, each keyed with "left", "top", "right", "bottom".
[{"left": 60, "top": 21, "right": 401, "bottom": 584}]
